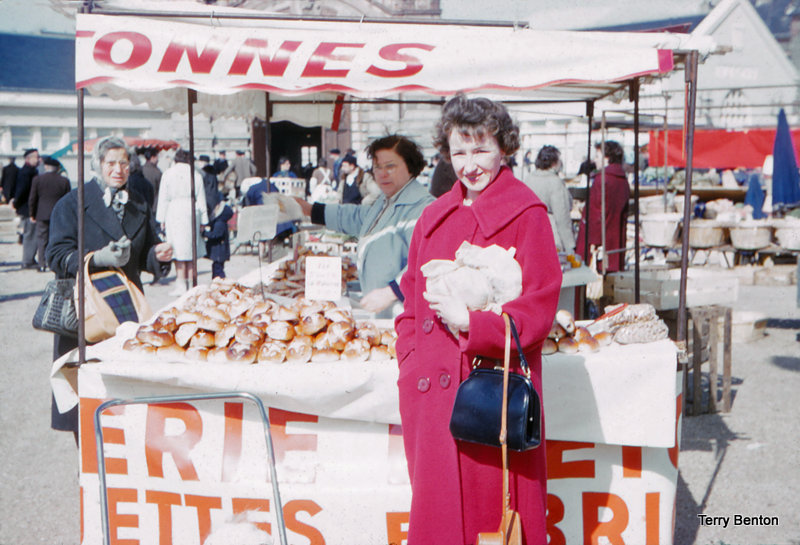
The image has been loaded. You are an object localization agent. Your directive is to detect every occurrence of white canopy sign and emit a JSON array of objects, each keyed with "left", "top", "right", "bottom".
[{"left": 76, "top": 14, "right": 676, "bottom": 102}]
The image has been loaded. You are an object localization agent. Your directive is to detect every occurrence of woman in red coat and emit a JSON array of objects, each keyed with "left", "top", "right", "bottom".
[
  {"left": 575, "top": 141, "right": 630, "bottom": 272},
  {"left": 395, "top": 95, "right": 562, "bottom": 545}
]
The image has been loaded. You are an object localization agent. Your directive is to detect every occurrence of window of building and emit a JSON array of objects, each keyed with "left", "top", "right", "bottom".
[
  {"left": 301, "top": 146, "right": 318, "bottom": 168},
  {"left": 122, "top": 128, "right": 141, "bottom": 138},
  {"left": 11, "top": 127, "right": 34, "bottom": 152},
  {"left": 42, "top": 127, "right": 63, "bottom": 152},
  {"left": 96, "top": 128, "right": 114, "bottom": 139}
]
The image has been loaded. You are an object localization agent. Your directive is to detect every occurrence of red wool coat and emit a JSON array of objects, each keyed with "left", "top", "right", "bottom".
[
  {"left": 395, "top": 167, "right": 562, "bottom": 545},
  {"left": 575, "top": 163, "right": 631, "bottom": 272}
]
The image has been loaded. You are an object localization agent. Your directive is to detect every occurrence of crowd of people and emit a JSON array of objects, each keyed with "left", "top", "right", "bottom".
[{"left": 2, "top": 93, "right": 659, "bottom": 543}]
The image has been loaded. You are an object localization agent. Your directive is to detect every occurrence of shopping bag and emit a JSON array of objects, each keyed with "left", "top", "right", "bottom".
[{"left": 80, "top": 253, "right": 153, "bottom": 343}]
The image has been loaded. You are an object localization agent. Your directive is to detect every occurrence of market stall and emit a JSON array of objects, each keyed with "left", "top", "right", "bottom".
[
  {"left": 64, "top": 7, "right": 711, "bottom": 544},
  {"left": 52, "top": 282, "right": 680, "bottom": 545}
]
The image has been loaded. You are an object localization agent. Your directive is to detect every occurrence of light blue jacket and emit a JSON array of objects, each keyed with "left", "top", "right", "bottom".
[{"left": 324, "top": 178, "right": 434, "bottom": 295}]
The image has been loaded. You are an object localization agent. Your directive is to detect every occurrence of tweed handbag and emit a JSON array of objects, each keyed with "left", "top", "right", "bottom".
[{"left": 81, "top": 252, "right": 152, "bottom": 343}]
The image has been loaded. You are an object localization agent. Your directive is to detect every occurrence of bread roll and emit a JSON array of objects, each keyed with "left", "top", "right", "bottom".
[
  {"left": 323, "top": 308, "right": 353, "bottom": 324},
  {"left": 258, "top": 341, "right": 287, "bottom": 364},
  {"left": 122, "top": 338, "right": 157, "bottom": 354},
  {"left": 176, "top": 311, "right": 201, "bottom": 325},
  {"left": 215, "top": 324, "right": 237, "bottom": 348},
  {"left": 593, "top": 330, "right": 613, "bottom": 347},
  {"left": 266, "top": 320, "right": 295, "bottom": 342},
  {"left": 343, "top": 338, "right": 371, "bottom": 361},
  {"left": 578, "top": 336, "right": 600, "bottom": 353},
  {"left": 286, "top": 337, "right": 312, "bottom": 363},
  {"left": 272, "top": 305, "right": 299, "bottom": 322},
  {"left": 136, "top": 327, "right": 174, "bottom": 347},
  {"left": 542, "top": 338, "right": 558, "bottom": 355},
  {"left": 327, "top": 321, "right": 355, "bottom": 351},
  {"left": 312, "top": 348, "right": 340, "bottom": 363},
  {"left": 189, "top": 331, "right": 216, "bottom": 348},
  {"left": 548, "top": 322, "right": 567, "bottom": 341},
  {"left": 175, "top": 323, "right": 199, "bottom": 347},
  {"left": 555, "top": 309, "right": 575, "bottom": 335},
  {"left": 557, "top": 336, "right": 579, "bottom": 354},
  {"left": 370, "top": 345, "right": 392, "bottom": 361},
  {"left": 235, "top": 324, "right": 264, "bottom": 345},
  {"left": 355, "top": 322, "right": 380, "bottom": 347},
  {"left": 197, "top": 316, "right": 225, "bottom": 332},
  {"left": 296, "top": 313, "right": 328, "bottom": 336},
  {"left": 574, "top": 326, "right": 593, "bottom": 342},
  {"left": 226, "top": 342, "right": 258, "bottom": 364}
]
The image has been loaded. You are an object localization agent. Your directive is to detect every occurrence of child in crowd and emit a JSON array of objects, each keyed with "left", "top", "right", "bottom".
[{"left": 204, "top": 196, "right": 233, "bottom": 278}]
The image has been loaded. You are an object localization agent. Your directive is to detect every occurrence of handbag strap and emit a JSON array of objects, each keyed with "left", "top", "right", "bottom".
[
  {"left": 500, "top": 312, "right": 512, "bottom": 531},
  {"left": 507, "top": 314, "right": 530, "bottom": 378}
]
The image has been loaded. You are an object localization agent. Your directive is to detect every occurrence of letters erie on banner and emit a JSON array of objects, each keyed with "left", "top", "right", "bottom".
[{"left": 79, "top": 374, "right": 682, "bottom": 545}]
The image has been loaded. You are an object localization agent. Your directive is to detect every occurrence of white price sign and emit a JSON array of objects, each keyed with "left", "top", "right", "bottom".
[{"left": 304, "top": 256, "right": 343, "bottom": 301}]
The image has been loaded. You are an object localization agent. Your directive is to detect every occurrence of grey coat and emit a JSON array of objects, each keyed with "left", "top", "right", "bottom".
[
  {"left": 324, "top": 178, "right": 434, "bottom": 294},
  {"left": 523, "top": 169, "right": 575, "bottom": 252}
]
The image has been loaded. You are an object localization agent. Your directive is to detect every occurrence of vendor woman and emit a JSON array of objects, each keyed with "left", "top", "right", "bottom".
[{"left": 296, "top": 135, "right": 434, "bottom": 315}]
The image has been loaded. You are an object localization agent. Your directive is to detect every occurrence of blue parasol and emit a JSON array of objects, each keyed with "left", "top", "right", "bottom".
[{"left": 771, "top": 108, "right": 800, "bottom": 210}]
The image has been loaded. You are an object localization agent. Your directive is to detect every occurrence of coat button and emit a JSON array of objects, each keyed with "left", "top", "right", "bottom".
[
  {"left": 422, "top": 318, "right": 434, "bottom": 334},
  {"left": 417, "top": 377, "right": 431, "bottom": 393},
  {"left": 439, "top": 373, "right": 451, "bottom": 389}
]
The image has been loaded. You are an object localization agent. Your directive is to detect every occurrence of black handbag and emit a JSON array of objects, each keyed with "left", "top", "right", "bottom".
[
  {"left": 32, "top": 278, "right": 79, "bottom": 338},
  {"left": 449, "top": 313, "right": 541, "bottom": 452}
]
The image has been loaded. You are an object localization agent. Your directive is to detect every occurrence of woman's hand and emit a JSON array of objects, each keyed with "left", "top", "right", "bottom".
[
  {"left": 360, "top": 286, "right": 397, "bottom": 313},
  {"left": 423, "top": 291, "right": 469, "bottom": 335},
  {"left": 293, "top": 197, "right": 313, "bottom": 217},
  {"left": 155, "top": 242, "right": 173, "bottom": 262}
]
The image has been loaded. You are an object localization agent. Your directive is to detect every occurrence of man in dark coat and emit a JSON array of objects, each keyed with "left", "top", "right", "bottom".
[
  {"left": 1, "top": 155, "right": 19, "bottom": 203},
  {"left": 29, "top": 156, "right": 71, "bottom": 272},
  {"left": 141, "top": 148, "right": 162, "bottom": 209},
  {"left": 199, "top": 155, "right": 220, "bottom": 215},
  {"left": 213, "top": 150, "right": 228, "bottom": 177},
  {"left": 13, "top": 148, "right": 40, "bottom": 268}
]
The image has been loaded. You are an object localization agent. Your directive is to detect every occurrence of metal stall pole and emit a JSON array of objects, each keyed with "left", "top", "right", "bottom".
[
  {"left": 663, "top": 93, "right": 670, "bottom": 211},
  {"left": 77, "top": 0, "right": 92, "bottom": 364},
  {"left": 676, "top": 51, "right": 700, "bottom": 348},
  {"left": 600, "top": 112, "right": 607, "bottom": 276},
  {"left": 188, "top": 89, "right": 198, "bottom": 287},
  {"left": 265, "top": 92, "right": 273, "bottom": 178},
  {"left": 631, "top": 79, "right": 641, "bottom": 303},
  {"left": 77, "top": 88, "right": 86, "bottom": 363},
  {"left": 582, "top": 101, "right": 594, "bottom": 265}
]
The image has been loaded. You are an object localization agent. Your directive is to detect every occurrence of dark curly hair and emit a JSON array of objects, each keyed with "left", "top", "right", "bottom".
[
  {"left": 367, "top": 134, "right": 426, "bottom": 177},
  {"left": 433, "top": 95, "right": 520, "bottom": 161},
  {"left": 600, "top": 141, "right": 624, "bottom": 165},
  {"left": 534, "top": 145, "right": 561, "bottom": 170}
]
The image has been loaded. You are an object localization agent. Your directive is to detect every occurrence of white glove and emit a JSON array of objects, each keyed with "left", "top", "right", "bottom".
[
  {"left": 92, "top": 236, "right": 131, "bottom": 268},
  {"left": 424, "top": 291, "right": 470, "bottom": 337}
]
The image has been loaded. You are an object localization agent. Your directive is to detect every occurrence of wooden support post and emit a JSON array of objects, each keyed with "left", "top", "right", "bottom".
[
  {"left": 707, "top": 307, "right": 719, "bottom": 413},
  {"left": 691, "top": 309, "right": 704, "bottom": 416},
  {"left": 722, "top": 307, "right": 732, "bottom": 412}
]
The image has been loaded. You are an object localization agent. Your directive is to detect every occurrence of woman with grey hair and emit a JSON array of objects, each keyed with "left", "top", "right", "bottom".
[
  {"left": 523, "top": 145, "right": 575, "bottom": 252},
  {"left": 46, "top": 136, "right": 173, "bottom": 437}
]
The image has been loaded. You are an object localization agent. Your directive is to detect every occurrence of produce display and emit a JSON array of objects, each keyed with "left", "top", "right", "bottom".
[
  {"left": 123, "top": 277, "right": 396, "bottom": 364},
  {"left": 543, "top": 303, "right": 668, "bottom": 354},
  {"left": 543, "top": 309, "right": 612, "bottom": 355},
  {"left": 263, "top": 246, "right": 359, "bottom": 298}
]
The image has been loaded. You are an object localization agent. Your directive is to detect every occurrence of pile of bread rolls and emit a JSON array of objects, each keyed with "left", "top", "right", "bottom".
[
  {"left": 123, "top": 277, "right": 396, "bottom": 364},
  {"left": 265, "top": 248, "right": 358, "bottom": 298},
  {"left": 542, "top": 309, "right": 613, "bottom": 355}
]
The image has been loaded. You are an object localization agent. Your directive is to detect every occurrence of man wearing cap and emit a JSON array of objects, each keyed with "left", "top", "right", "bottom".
[
  {"left": 213, "top": 150, "right": 228, "bottom": 178},
  {"left": 29, "top": 157, "right": 71, "bottom": 272},
  {"left": 226, "top": 150, "right": 257, "bottom": 194},
  {"left": 141, "top": 148, "right": 162, "bottom": 209},
  {"left": 198, "top": 154, "right": 220, "bottom": 216},
  {"left": 329, "top": 148, "right": 343, "bottom": 187},
  {"left": 12, "top": 148, "right": 40, "bottom": 268}
]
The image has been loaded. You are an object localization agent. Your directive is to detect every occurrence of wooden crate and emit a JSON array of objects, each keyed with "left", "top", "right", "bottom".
[{"left": 609, "top": 267, "right": 739, "bottom": 310}]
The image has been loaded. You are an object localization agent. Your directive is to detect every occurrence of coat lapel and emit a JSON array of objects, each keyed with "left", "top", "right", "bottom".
[
  {"left": 121, "top": 190, "right": 148, "bottom": 240},
  {"left": 84, "top": 180, "right": 125, "bottom": 240}
]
